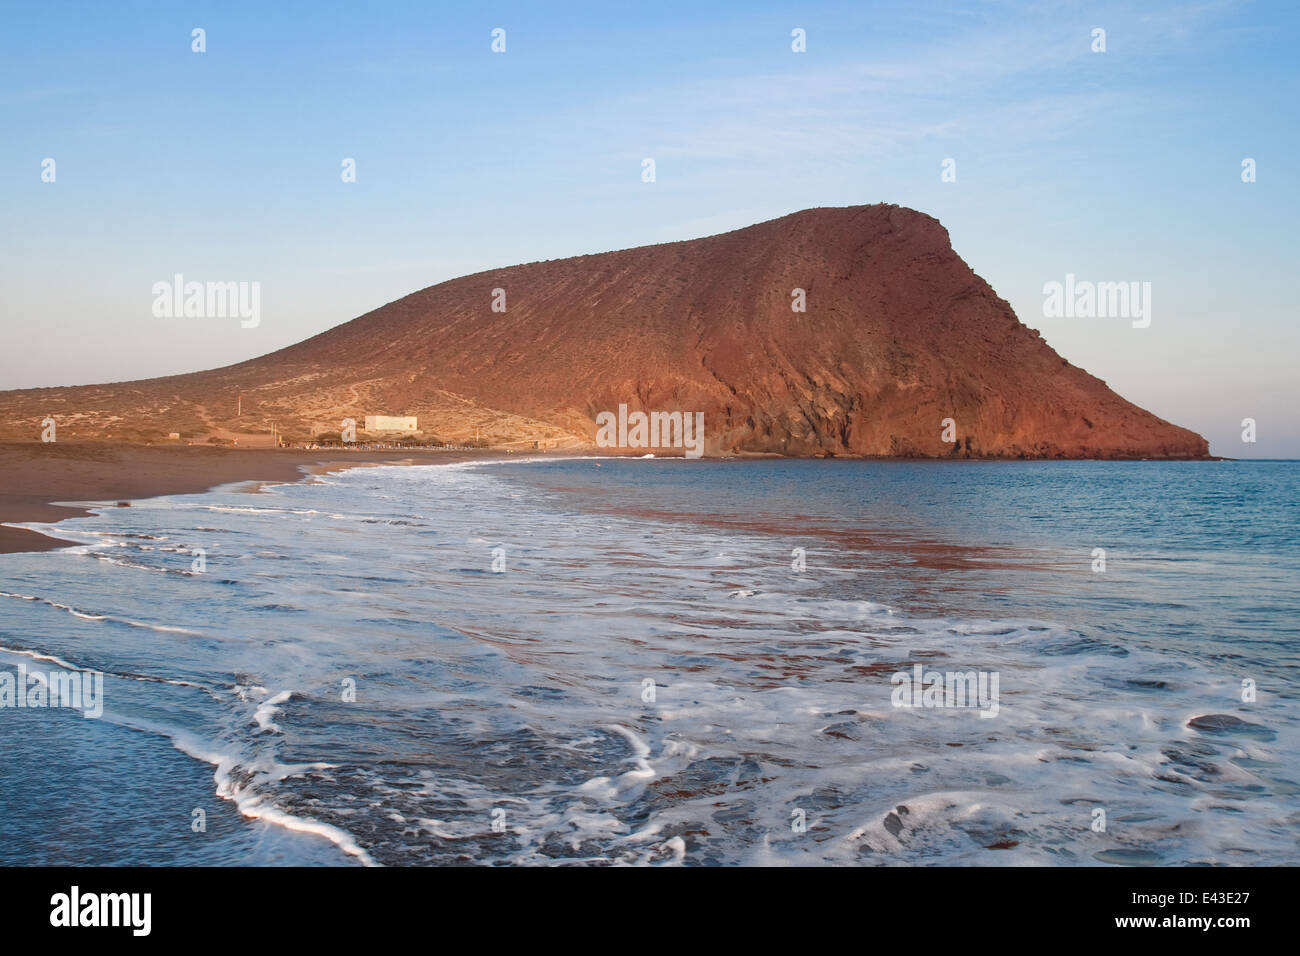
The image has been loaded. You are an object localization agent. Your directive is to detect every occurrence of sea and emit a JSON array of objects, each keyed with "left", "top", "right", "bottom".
[{"left": 1, "top": 458, "right": 1296, "bottom": 866}]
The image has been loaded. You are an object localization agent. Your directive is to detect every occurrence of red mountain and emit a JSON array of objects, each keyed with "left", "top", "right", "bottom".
[{"left": 0, "top": 204, "right": 1209, "bottom": 458}]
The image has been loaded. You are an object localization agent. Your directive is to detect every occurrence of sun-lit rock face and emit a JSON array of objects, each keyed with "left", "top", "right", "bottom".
[{"left": 0, "top": 204, "right": 1208, "bottom": 457}]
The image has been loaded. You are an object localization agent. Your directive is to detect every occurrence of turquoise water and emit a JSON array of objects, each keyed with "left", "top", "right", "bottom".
[{"left": 0, "top": 459, "right": 1296, "bottom": 865}]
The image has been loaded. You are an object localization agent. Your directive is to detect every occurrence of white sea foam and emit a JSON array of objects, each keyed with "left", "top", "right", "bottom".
[
  {"left": 0, "top": 459, "right": 1293, "bottom": 867},
  {"left": 253, "top": 690, "right": 293, "bottom": 734}
]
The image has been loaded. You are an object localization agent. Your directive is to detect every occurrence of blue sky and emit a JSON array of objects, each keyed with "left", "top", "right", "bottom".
[{"left": 2, "top": 0, "right": 1296, "bottom": 456}]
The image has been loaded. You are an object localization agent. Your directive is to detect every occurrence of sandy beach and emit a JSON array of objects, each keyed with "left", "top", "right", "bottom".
[{"left": 0, "top": 442, "right": 515, "bottom": 554}]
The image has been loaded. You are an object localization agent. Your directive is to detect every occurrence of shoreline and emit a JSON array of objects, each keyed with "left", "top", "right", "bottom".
[
  {"left": 0, "top": 442, "right": 1235, "bottom": 556},
  {"left": 0, "top": 443, "right": 523, "bottom": 555}
]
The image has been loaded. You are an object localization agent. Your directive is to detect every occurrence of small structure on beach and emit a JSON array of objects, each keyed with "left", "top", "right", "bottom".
[{"left": 363, "top": 415, "right": 418, "bottom": 433}]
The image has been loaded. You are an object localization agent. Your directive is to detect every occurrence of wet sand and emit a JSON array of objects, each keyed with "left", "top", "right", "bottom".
[{"left": 0, "top": 443, "right": 517, "bottom": 554}]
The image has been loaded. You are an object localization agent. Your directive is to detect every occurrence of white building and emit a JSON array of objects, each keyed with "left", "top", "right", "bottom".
[{"left": 364, "top": 415, "right": 418, "bottom": 433}]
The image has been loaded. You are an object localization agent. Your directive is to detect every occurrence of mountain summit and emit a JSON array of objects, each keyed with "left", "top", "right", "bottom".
[{"left": 1, "top": 204, "right": 1208, "bottom": 457}]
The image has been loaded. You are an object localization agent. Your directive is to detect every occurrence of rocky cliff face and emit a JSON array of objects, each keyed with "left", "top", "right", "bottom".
[{"left": 0, "top": 204, "right": 1209, "bottom": 457}]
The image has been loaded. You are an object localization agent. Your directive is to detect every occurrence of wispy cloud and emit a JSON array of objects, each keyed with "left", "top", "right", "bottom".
[{"left": 513, "top": 0, "right": 1236, "bottom": 172}]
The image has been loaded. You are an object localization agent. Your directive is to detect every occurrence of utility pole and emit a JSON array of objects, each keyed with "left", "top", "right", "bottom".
[{"left": 237, "top": 394, "right": 242, "bottom": 417}]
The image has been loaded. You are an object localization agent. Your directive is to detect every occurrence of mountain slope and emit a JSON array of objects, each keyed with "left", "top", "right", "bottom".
[{"left": 0, "top": 204, "right": 1209, "bottom": 458}]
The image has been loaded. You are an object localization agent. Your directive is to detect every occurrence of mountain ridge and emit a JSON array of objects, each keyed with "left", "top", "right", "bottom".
[{"left": 0, "top": 204, "right": 1210, "bottom": 458}]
